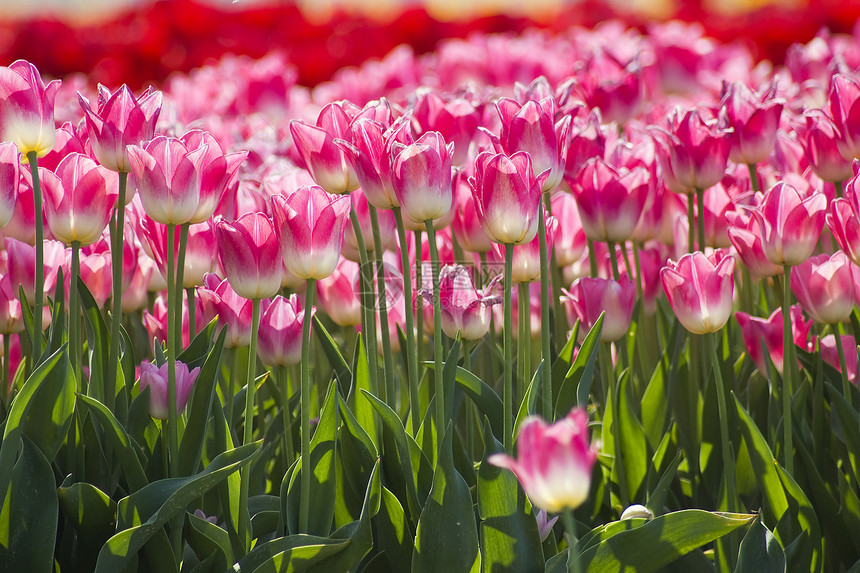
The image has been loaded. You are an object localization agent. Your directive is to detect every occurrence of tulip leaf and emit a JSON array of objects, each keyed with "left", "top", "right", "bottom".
[
  {"left": 184, "top": 511, "right": 233, "bottom": 571},
  {"left": 97, "top": 442, "right": 260, "bottom": 572},
  {"left": 372, "top": 486, "right": 414, "bottom": 571},
  {"left": 774, "top": 461, "right": 821, "bottom": 571},
  {"left": 177, "top": 316, "right": 218, "bottom": 371},
  {"left": 615, "top": 370, "right": 650, "bottom": 502},
  {"left": 412, "top": 422, "right": 481, "bottom": 573},
  {"left": 58, "top": 481, "right": 117, "bottom": 569},
  {"left": 573, "top": 510, "right": 755, "bottom": 572},
  {"left": 827, "top": 383, "right": 860, "bottom": 483},
  {"left": 46, "top": 266, "right": 65, "bottom": 357},
  {"left": 477, "top": 417, "right": 544, "bottom": 572},
  {"left": 235, "top": 535, "right": 349, "bottom": 573},
  {"left": 347, "top": 337, "right": 378, "bottom": 448},
  {"left": 314, "top": 314, "right": 351, "bottom": 391},
  {"left": 450, "top": 365, "right": 504, "bottom": 441},
  {"left": 736, "top": 516, "right": 786, "bottom": 573},
  {"left": 513, "top": 361, "right": 542, "bottom": 443},
  {"left": 0, "top": 436, "right": 58, "bottom": 573},
  {"left": 179, "top": 325, "right": 228, "bottom": 476},
  {"left": 79, "top": 276, "right": 110, "bottom": 404},
  {"left": 296, "top": 380, "right": 338, "bottom": 537},
  {"left": 556, "top": 313, "right": 603, "bottom": 415}
]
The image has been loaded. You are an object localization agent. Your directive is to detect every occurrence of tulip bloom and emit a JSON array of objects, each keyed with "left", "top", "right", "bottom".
[
  {"left": 337, "top": 117, "right": 400, "bottom": 209},
  {"left": 204, "top": 274, "right": 252, "bottom": 348},
  {"left": 181, "top": 129, "right": 247, "bottom": 223},
  {"left": 451, "top": 172, "right": 494, "bottom": 254},
  {"left": 78, "top": 84, "right": 162, "bottom": 173},
  {"left": 735, "top": 307, "right": 812, "bottom": 376},
  {"left": 752, "top": 182, "right": 827, "bottom": 267},
  {"left": 271, "top": 186, "right": 350, "bottom": 280},
  {"left": 561, "top": 275, "right": 636, "bottom": 342},
  {"left": 820, "top": 335, "right": 859, "bottom": 386},
  {"left": 289, "top": 102, "right": 360, "bottom": 195},
  {"left": 0, "top": 141, "right": 19, "bottom": 228},
  {"left": 719, "top": 81, "right": 784, "bottom": 165},
  {"left": 127, "top": 136, "right": 208, "bottom": 225},
  {"left": 791, "top": 252, "right": 859, "bottom": 324},
  {"left": 139, "top": 360, "right": 199, "bottom": 420},
  {"left": 5, "top": 237, "right": 68, "bottom": 306},
  {"left": 216, "top": 212, "right": 282, "bottom": 300},
  {"left": 488, "top": 408, "right": 597, "bottom": 513},
  {"left": 653, "top": 108, "right": 731, "bottom": 194},
  {"left": 44, "top": 153, "right": 118, "bottom": 246},
  {"left": 828, "top": 172, "right": 860, "bottom": 265},
  {"left": 794, "top": 110, "right": 854, "bottom": 183},
  {"left": 549, "top": 192, "right": 586, "bottom": 266},
  {"left": 829, "top": 74, "right": 860, "bottom": 161},
  {"left": 0, "top": 60, "right": 60, "bottom": 159},
  {"left": 469, "top": 151, "right": 545, "bottom": 245},
  {"left": 0, "top": 275, "right": 24, "bottom": 335},
  {"left": 391, "top": 131, "right": 454, "bottom": 223},
  {"left": 571, "top": 158, "right": 650, "bottom": 243},
  {"left": 661, "top": 250, "right": 735, "bottom": 335},
  {"left": 257, "top": 295, "right": 308, "bottom": 367},
  {"left": 437, "top": 265, "right": 501, "bottom": 340},
  {"left": 316, "top": 259, "right": 362, "bottom": 327}
]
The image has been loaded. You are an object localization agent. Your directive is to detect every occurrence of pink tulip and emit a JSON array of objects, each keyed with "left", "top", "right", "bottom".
[
  {"left": 5, "top": 237, "right": 67, "bottom": 306},
  {"left": 492, "top": 97, "right": 569, "bottom": 191},
  {"left": 819, "top": 334, "right": 859, "bottom": 386},
  {"left": 257, "top": 294, "right": 309, "bottom": 367},
  {"left": 561, "top": 276, "right": 636, "bottom": 342},
  {"left": 653, "top": 108, "right": 732, "bottom": 194},
  {"left": 78, "top": 84, "right": 162, "bottom": 173},
  {"left": 413, "top": 90, "right": 481, "bottom": 166},
  {"left": 437, "top": 265, "right": 501, "bottom": 340},
  {"left": 0, "top": 142, "right": 19, "bottom": 228},
  {"left": 316, "top": 259, "right": 362, "bottom": 327},
  {"left": 827, "top": 168, "right": 860, "bottom": 265},
  {"left": 569, "top": 50, "right": 642, "bottom": 126},
  {"left": 342, "top": 188, "right": 395, "bottom": 262},
  {"left": 752, "top": 182, "right": 827, "bottom": 266},
  {"left": 289, "top": 102, "right": 360, "bottom": 194},
  {"left": 38, "top": 122, "right": 86, "bottom": 172},
  {"left": 829, "top": 74, "right": 860, "bottom": 161},
  {"left": 719, "top": 80, "right": 784, "bottom": 165},
  {"left": 572, "top": 158, "right": 650, "bottom": 243},
  {"left": 469, "top": 151, "right": 545, "bottom": 245},
  {"left": 127, "top": 136, "right": 208, "bottom": 225},
  {"left": 205, "top": 274, "right": 252, "bottom": 348},
  {"left": 794, "top": 110, "right": 854, "bottom": 183},
  {"left": 549, "top": 192, "right": 587, "bottom": 267},
  {"left": 79, "top": 250, "right": 113, "bottom": 308},
  {"left": 180, "top": 129, "right": 247, "bottom": 223},
  {"left": 488, "top": 408, "right": 597, "bottom": 513},
  {"left": 0, "top": 60, "right": 60, "bottom": 159},
  {"left": 535, "top": 509, "right": 559, "bottom": 543},
  {"left": 735, "top": 306, "right": 812, "bottom": 376},
  {"left": 271, "top": 185, "right": 350, "bottom": 280},
  {"left": 391, "top": 131, "right": 454, "bottom": 223},
  {"left": 216, "top": 211, "right": 282, "bottom": 300},
  {"left": 451, "top": 172, "right": 493, "bottom": 254},
  {"left": 336, "top": 117, "right": 401, "bottom": 209},
  {"left": 661, "top": 250, "right": 735, "bottom": 335},
  {"left": 562, "top": 111, "right": 606, "bottom": 187},
  {"left": 45, "top": 153, "right": 118, "bottom": 246},
  {"left": 0, "top": 275, "right": 24, "bottom": 335},
  {"left": 139, "top": 360, "right": 199, "bottom": 420},
  {"left": 791, "top": 252, "right": 859, "bottom": 324}
]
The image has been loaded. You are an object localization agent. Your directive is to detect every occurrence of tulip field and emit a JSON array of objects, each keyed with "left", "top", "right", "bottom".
[{"left": 3, "top": 13, "right": 860, "bottom": 573}]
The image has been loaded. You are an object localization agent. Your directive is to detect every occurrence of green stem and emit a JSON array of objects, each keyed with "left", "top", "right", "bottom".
[
  {"left": 562, "top": 508, "right": 580, "bottom": 573},
  {"left": 70, "top": 242, "right": 82, "bottom": 390},
  {"left": 393, "top": 207, "right": 420, "bottom": 434},
  {"left": 631, "top": 242, "right": 644, "bottom": 303},
  {"left": 278, "top": 365, "right": 294, "bottom": 466},
  {"left": 518, "top": 282, "right": 530, "bottom": 394},
  {"left": 1, "top": 337, "right": 8, "bottom": 404},
  {"left": 415, "top": 230, "right": 424, "bottom": 382},
  {"left": 607, "top": 241, "right": 620, "bottom": 281},
  {"left": 696, "top": 188, "right": 706, "bottom": 252},
  {"left": 238, "top": 297, "right": 261, "bottom": 551},
  {"left": 26, "top": 152, "right": 44, "bottom": 366},
  {"left": 504, "top": 243, "right": 514, "bottom": 453},
  {"left": 706, "top": 332, "right": 736, "bottom": 511},
  {"left": 174, "top": 223, "right": 190, "bottom": 352},
  {"left": 106, "top": 171, "right": 128, "bottom": 410},
  {"left": 586, "top": 238, "right": 598, "bottom": 278},
  {"left": 747, "top": 164, "right": 760, "bottom": 193},
  {"left": 835, "top": 323, "right": 852, "bottom": 403},
  {"left": 369, "top": 206, "right": 395, "bottom": 407},
  {"left": 782, "top": 265, "right": 794, "bottom": 475},
  {"left": 537, "top": 202, "right": 553, "bottom": 420},
  {"left": 186, "top": 287, "right": 196, "bottom": 340},
  {"left": 836, "top": 180, "right": 844, "bottom": 199},
  {"left": 226, "top": 348, "right": 237, "bottom": 439},
  {"left": 687, "top": 195, "right": 695, "bottom": 253},
  {"left": 425, "top": 219, "right": 446, "bottom": 458},
  {"left": 349, "top": 208, "right": 380, "bottom": 401},
  {"left": 299, "top": 279, "right": 316, "bottom": 533},
  {"left": 166, "top": 222, "right": 181, "bottom": 558}
]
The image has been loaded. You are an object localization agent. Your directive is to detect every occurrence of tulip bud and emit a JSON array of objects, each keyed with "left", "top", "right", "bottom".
[
  {"left": 661, "top": 250, "right": 735, "bottom": 335},
  {"left": 0, "top": 60, "right": 60, "bottom": 159},
  {"left": 138, "top": 360, "right": 199, "bottom": 420}
]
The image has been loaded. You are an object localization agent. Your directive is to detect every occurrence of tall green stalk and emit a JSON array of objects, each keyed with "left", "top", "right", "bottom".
[
  {"left": 238, "top": 297, "right": 261, "bottom": 550},
  {"left": 174, "top": 223, "right": 190, "bottom": 351},
  {"left": 278, "top": 365, "right": 294, "bottom": 466},
  {"left": 834, "top": 323, "right": 852, "bottom": 402},
  {"left": 747, "top": 164, "right": 760, "bottom": 193},
  {"left": 106, "top": 171, "right": 128, "bottom": 410},
  {"left": 687, "top": 195, "right": 695, "bottom": 253},
  {"left": 415, "top": 230, "right": 424, "bottom": 379},
  {"left": 26, "top": 151, "right": 44, "bottom": 365},
  {"left": 348, "top": 209, "right": 380, "bottom": 400},
  {"left": 424, "top": 219, "right": 446, "bottom": 458},
  {"left": 562, "top": 508, "right": 580, "bottom": 573},
  {"left": 782, "top": 265, "right": 794, "bottom": 475},
  {"left": 537, "top": 201, "right": 553, "bottom": 420},
  {"left": 368, "top": 205, "right": 395, "bottom": 406},
  {"left": 503, "top": 243, "right": 514, "bottom": 453},
  {"left": 166, "top": 222, "right": 182, "bottom": 557},
  {"left": 299, "top": 279, "right": 316, "bottom": 533},
  {"left": 393, "top": 207, "right": 420, "bottom": 434},
  {"left": 518, "top": 282, "right": 530, "bottom": 394},
  {"left": 696, "top": 188, "right": 706, "bottom": 252},
  {"left": 706, "top": 331, "right": 736, "bottom": 510}
]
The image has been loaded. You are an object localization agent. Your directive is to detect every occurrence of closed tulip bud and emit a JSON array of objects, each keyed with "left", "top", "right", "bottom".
[
  {"left": 45, "top": 153, "right": 118, "bottom": 246},
  {"left": 257, "top": 295, "right": 308, "bottom": 367},
  {"left": 289, "top": 102, "right": 359, "bottom": 194},
  {"left": 488, "top": 408, "right": 597, "bottom": 513},
  {"left": 391, "top": 131, "right": 454, "bottom": 223},
  {"left": 653, "top": 108, "right": 731, "bottom": 194},
  {"left": 138, "top": 360, "right": 199, "bottom": 420},
  {"left": 469, "top": 151, "right": 546, "bottom": 245},
  {"left": 753, "top": 182, "right": 826, "bottom": 266},
  {"left": 794, "top": 110, "right": 854, "bottom": 183},
  {"left": 336, "top": 117, "right": 399, "bottom": 209},
  {"left": 549, "top": 192, "right": 586, "bottom": 266},
  {"left": 661, "top": 250, "right": 735, "bottom": 335},
  {"left": 735, "top": 306, "right": 811, "bottom": 376},
  {"left": 719, "top": 80, "right": 784, "bottom": 165},
  {"left": 572, "top": 158, "right": 650, "bottom": 243},
  {"left": 78, "top": 84, "right": 162, "bottom": 173},
  {"left": 0, "top": 60, "right": 60, "bottom": 159},
  {"left": 791, "top": 252, "right": 859, "bottom": 324},
  {"left": 206, "top": 274, "right": 253, "bottom": 348},
  {"left": 180, "top": 129, "right": 247, "bottom": 224},
  {"left": 438, "top": 265, "right": 501, "bottom": 340},
  {"left": 5, "top": 237, "right": 68, "bottom": 306},
  {"left": 216, "top": 211, "right": 282, "bottom": 300},
  {"left": 827, "top": 168, "right": 860, "bottom": 265},
  {"left": 0, "top": 275, "right": 24, "bottom": 335},
  {"left": 829, "top": 74, "right": 860, "bottom": 161},
  {"left": 451, "top": 172, "right": 493, "bottom": 254},
  {"left": 562, "top": 275, "right": 636, "bottom": 342}
]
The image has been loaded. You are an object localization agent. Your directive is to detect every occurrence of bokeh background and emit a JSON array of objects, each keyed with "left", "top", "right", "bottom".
[{"left": 0, "top": 0, "right": 857, "bottom": 88}]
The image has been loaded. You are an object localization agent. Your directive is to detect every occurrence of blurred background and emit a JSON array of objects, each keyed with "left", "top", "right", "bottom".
[{"left": 0, "top": 0, "right": 857, "bottom": 87}]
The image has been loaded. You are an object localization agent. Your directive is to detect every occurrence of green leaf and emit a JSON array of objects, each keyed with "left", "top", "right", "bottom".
[
  {"left": 96, "top": 442, "right": 260, "bottom": 572},
  {"left": 301, "top": 380, "right": 338, "bottom": 537},
  {"left": 372, "top": 487, "right": 414, "bottom": 571},
  {"left": 79, "top": 276, "right": 110, "bottom": 404},
  {"left": 736, "top": 517, "right": 786, "bottom": 573},
  {"left": 347, "top": 337, "right": 378, "bottom": 448},
  {"left": 578, "top": 510, "right": 755, "bottom": 572},
  {"left": 0, "top": 436, "right": 58, "bottom": 573},
  {"left": 513, "top": 361, "right": 542, "bottom": 443},
  {"left": 412, "top": 423, "right": 480, "bottom": 573},
  {"left": 184, "top": 511, "right": 234, "bottom": 571},
  {"left": 58, "top": 481, "right": 117, "bottom": 569},
  {"left": 556, "top": 313, "right": 603, "bottom": 415},
  {"left": 451, "top": 365, "right": 504, "bottom": 442},
  {"left": 773, "top": 462, "right": 821, "bottom": 571},
  {"left": 235, "top": 534, "right": 350, "bottom": 572},
  {"left": 615, "top": 370, "right": 650, "bottom": 502},
  {"left": 477, "top": 417, "right": 543, "bottom": 572},
  {"left": 314, "top": 314, "right": 351, "bottom": 391}
]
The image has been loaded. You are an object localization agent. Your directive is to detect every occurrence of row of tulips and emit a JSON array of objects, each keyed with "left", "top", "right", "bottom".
[{"left": 1, "top": 19, "right": 860, "bottom": 572}]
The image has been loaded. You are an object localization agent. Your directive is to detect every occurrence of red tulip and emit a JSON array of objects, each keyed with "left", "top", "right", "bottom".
[
  {"left": 488, "top": 408, "right": 597, "bottom": 513},
  {"left": 791, "top": 252, "right": 859, "bottom": 324},
  {"left": 0, "top": 60, "right": 60, "bottom": 159},
  {"left": 216, "top": 211, "right": 282, "bottom": 300},
  {"left": 271, "top": 185, "right": 350, "bottom": 280},
  {"left": 661, "top": 250, "right": 735, "bottom": 335},
  {"left": 45, "top": 153, "right": 118, "bottom": 246}
]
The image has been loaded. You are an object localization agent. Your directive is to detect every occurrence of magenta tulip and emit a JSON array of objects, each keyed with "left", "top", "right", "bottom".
[
  {"left": 572, "top": 158, "right": 650, "bottom": 243},
  {"left": 316, "top": 259, "right": 362, "bottom": 327},
  {"left": 829, "top": 74, "right": 860, "bottom": 161},
  {"left": 562, "top": 275, "right": 636, "bottom": 342},
  {"left": 45, "top": 153, "right": 118, "bottom": 246},
  {"left": 794, "top": 110, "right": 854, "bottom": 183},
  {"left": 827, "top": 169, "right": 860, "bottom": 265},
  {"left": 791, "top": 252, "right": 859, "bottom": 324},
  {"left": 289, "top": 102, "right": 359, "bottom": 194},
  {"left": 0, "top": 141, "right": 19, "bottom": 228},
  {"left": 216, "top": 212, "right": 282, "bottom": 300},
  {"left": 257, "top": 294, "right": 309, "bottom": 368},
  {"left": 437, "top": 265, "right": 501, "bottom": 340},
  {"left": 752, "top": 182, "right": 826, "bottom": 266},
  {"left": 391, "top": 131, "right": 454, "bottom": 223},
  {"left": 719, "top": 80, "right": 784, "bottom": 165},
  {"left": 204, "top": 274, "right": 252, "bottom": 348},
  {"left": 653, "top": 108, "right": 731, "bottom": 194},
  {"left": 661, "top": 250, "right": 735, "bottom": 335},
  {"left": 735, "top": 306, "right": 812, "bottom": 376},
  {"left": 271, "top": 185, "right": 350, "bottom": 280},
  {"left": 139, "top": 360, "right": 199, "bottom": 420},
  {"left": 0, "top": 60, "right": 60, "bottom": 159},
  {"left": 180, "top": 129, "right": 247, "bottom": 223},
  {"left": 488, "top": 408, "right": 597, "bottom": 513}
]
